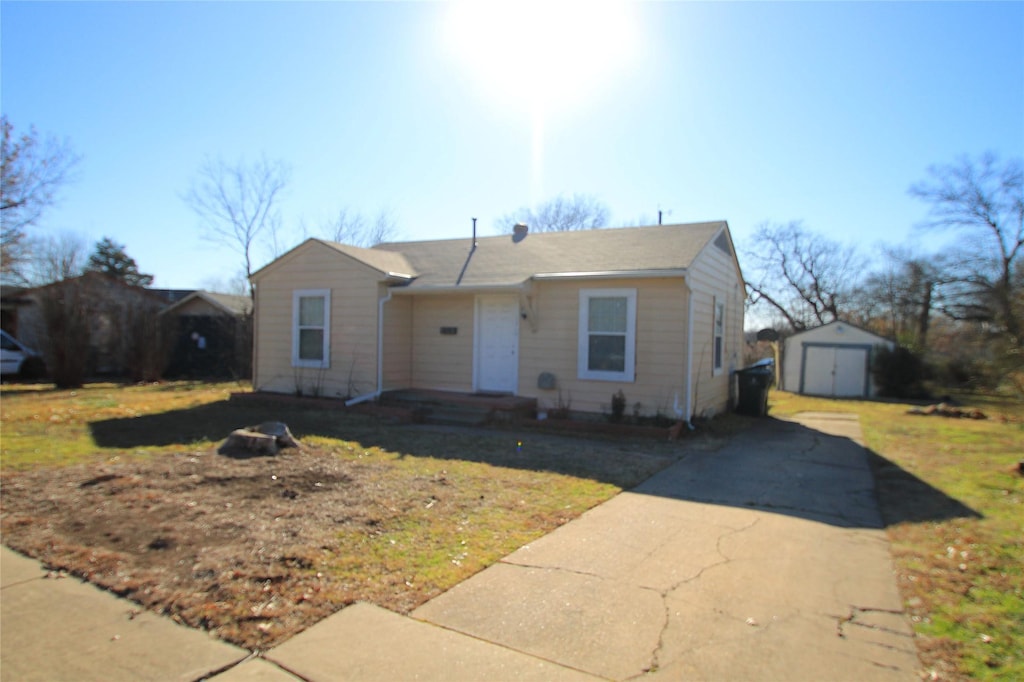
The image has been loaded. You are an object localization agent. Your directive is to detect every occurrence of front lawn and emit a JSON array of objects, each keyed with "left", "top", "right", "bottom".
[
  {"left": 0, "top": 381, "right": 688, "bottom": 649},
  {"left": 770, "top": 390, "right": 1024, "bottom": 681}
]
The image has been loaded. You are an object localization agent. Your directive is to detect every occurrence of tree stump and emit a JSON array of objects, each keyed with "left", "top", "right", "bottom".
[
  {"left": 218, "top": 429, "right": 279, "bottom": 456},
  {"left": 252, "top": 421, "right": 302, "bottom": 449},
  {"left": 217, "top": 422, "right": 302, "bottom": 456}
]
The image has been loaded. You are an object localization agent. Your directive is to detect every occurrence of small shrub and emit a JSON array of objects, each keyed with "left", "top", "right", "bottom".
[
  {"left": 610, "top": 390, "right": 626, "bottom": 423},
  {"left": 35, "top": 281, "right": 92, "bottom": 388},
  {"left": 933, "top": 356, "right": 1001, "bottom": 392},
  {"left": 872, "top": 345, "right": 929, "bottom": 398}
]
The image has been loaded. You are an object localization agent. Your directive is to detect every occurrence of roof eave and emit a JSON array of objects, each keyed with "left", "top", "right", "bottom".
[
  {"left": 388, "top": 282, "right": 526, "bottom": 295},
  {"left": 532, "top": 268, "right": 689, "bottom": 281}
]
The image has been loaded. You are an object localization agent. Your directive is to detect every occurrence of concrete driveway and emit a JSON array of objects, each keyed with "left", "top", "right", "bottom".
[{"left": 407, "top": 413, "right": 920, "bottom": 681}]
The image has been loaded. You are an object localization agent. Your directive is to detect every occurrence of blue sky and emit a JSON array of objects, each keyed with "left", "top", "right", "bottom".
[{"left": 2, "top": 1, "right": 1022, "bottom": 293}]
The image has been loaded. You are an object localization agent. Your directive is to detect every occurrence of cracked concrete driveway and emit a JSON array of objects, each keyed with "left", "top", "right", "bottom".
[{"left": 412, "top": 413, "right": 921, "bottom": 681}]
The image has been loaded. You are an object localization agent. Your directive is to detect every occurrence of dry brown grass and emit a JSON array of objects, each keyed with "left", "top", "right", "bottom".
[{"left": 1, "top": 381, "right": 688, "bottom": 649}]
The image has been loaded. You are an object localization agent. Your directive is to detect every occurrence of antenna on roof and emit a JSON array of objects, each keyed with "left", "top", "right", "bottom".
[{"left": 457, "top": 218, "right": 478, "bottom": 286}]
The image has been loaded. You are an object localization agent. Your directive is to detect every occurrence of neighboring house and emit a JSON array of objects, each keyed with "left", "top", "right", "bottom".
[
  {"left": 251, "top": 221, "right": 745, "bottom": 420},
  {"left": 15, "top": 271, "right": 169, "bottom": 376},
  {"left": 6, "top": 274, "right": 249, "bottom": 380},
  {"left": 0, "top": 285, "right": 32, "bottom": 338},
  {"left": 781, "top": 321, "right": 894, "bottom": 397},
  {"left": 161, "top": 291, "right": 253, "bottom": 379}
]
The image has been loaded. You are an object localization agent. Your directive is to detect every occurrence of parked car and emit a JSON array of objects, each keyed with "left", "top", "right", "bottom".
[{"left": 0, "top": 330, "right": 47, "bottom": 379}]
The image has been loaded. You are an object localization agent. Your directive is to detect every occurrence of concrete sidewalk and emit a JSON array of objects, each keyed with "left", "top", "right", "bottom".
[{"left": 1, "top": 413, "right": 922, "bottom": 681}]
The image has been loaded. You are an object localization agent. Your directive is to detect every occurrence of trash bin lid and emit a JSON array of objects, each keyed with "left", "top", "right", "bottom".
[{"left": 736, "top": 358, "right": 774, "bottom": 374}]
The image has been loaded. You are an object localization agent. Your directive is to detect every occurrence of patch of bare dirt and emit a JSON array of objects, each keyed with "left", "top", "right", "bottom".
[{"left": 0, "top": 447, "right": 454, "bottom": 650}]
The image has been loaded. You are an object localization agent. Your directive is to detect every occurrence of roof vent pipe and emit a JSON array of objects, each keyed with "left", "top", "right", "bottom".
[
  {"left": 513, "top": 222, "right": 529, "bottom": 241},
  {"left": 472, "top": 217, "right": 477, "bottom": 247}
]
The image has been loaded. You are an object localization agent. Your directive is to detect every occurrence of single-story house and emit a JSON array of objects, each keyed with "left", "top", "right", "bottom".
[
  {"left": 161, "top": 291, "right": 253, "bottom": 379},
  {"left": 781, "top": 321, "right": 894, "bottom": 397},
  {"left": 250, "top": 221, "right": 745, "bottom": 421}
]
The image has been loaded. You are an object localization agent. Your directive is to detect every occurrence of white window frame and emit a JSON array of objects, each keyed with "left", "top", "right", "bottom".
[
  {"left": 292, "top": 289, "right": 331, "bottom": 368},
  {"left": 578, "top": 288, "right": 637, "bottom": 382},
  {"left": 713, "top": 297, "right": 725, "bottom": 376}
]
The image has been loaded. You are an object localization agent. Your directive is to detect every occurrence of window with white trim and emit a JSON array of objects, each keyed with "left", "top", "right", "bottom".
[
  {"left": 292, "top": 289, "right": 330, "bottom": 368},
  {"left": 578, "top": 288, "right": 636, "bottom": 381},
  {"left": 713, "top": 298, "right": 725, "bottom": 375}
]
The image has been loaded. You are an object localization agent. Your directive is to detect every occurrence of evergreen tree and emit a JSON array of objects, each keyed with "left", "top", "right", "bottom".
[{"left": 85, "top": 237, "right": 154, "bottom": 287}]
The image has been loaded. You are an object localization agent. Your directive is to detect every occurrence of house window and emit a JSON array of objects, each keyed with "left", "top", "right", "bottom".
[
  {"left": 713, "top": 298, "right": 725, "bottom": 375},
  {"left": 578, "top": 288, "right": 636, "bottom": 381},
  {"left": 292, "top": 289, "right": 330, "bottom": 368}
]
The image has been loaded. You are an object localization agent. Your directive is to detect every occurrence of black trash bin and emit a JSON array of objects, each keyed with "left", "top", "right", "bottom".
[{"left": 735, "top": 359, "right": 774, "bottom": 416}]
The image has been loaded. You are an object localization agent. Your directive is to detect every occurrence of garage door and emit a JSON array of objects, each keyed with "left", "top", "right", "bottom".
[{"left": 802, "top": 345, "right": 869, "bottom": 397}]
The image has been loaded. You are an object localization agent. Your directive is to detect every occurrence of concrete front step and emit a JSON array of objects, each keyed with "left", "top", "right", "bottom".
[
  {"left": 380, "top": 389, "right": 536, "bottom": 427},
  {"left": 425, "top": 406, "right": 492, "bottom": 427}
]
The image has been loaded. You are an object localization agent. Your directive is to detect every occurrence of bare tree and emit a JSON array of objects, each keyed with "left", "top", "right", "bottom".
[
  {"left": 852, "top": 246, "right": 948, "bottom": 350},
  {"left": 910, "top": 152, "right": 1024, "bottom": 343},
  {"left": 496, "top": 193, "right": 610, "bottom": 233},
  {"left": 183, "top": 156, "right": 290, "bottom": 297},
  {"left": 1, "top": 116, "right": 81, "bottom": 279},
  {"left": 743, "top": 221, "right": 864, "bottom": 331},
  {"left": 316, "top": 207, "right": 399, "bottom": 246},
  {"left": 199, "top": 271, "right": 249, "bottom": 297},
  {"left": 22, "top": 231, "right": 88, "bottom": 285},
  {"left": 33, "top": 279, "right": 94, "bottom": 388}
]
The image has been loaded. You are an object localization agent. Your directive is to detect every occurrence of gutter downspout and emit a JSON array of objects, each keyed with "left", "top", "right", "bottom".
[
  {"left": 345, "top": 288, "right": 393, "bottom": 406},
  {"left": 683, "top": 274, "right": 695, "bottom": 430},
  {"left": 250, "top": 283, "right": 260, "bottom": 390}
]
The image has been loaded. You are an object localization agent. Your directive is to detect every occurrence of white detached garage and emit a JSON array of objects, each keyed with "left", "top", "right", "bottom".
[{"left": 781, "top": 321, "right": 894, "bottom": 398}]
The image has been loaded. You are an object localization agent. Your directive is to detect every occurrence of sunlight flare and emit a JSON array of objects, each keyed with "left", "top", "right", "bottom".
[{"left": 444, "top": 0, "right": 637, "bottom": 111}]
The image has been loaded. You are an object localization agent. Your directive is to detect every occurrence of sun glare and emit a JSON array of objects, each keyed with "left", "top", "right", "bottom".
[{"left": 445, "top": 1, "right": 636, "bottom": 113}]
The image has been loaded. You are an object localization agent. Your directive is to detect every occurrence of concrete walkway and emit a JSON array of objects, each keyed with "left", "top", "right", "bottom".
[{"left": 1, "top": 413, "right": 922, "bottom": 681}]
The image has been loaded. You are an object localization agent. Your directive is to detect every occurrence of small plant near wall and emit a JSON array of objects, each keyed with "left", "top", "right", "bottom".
[
  {"left": 548, "top": 390, "right": 572, "bottom": 419},
  {"left": 291, "top": 366, "right": 327, "bottom": 398},
  {"left": 610, "top": 389, "right": 626, "bottom": 423}
]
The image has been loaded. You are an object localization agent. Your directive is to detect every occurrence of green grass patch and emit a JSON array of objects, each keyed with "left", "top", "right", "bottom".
[
  {"left": 1, "top": 381, "right": 243, "bottom": 468},
  {"left": 770, "top": 389, "right": 1024, "bottom": 681}
]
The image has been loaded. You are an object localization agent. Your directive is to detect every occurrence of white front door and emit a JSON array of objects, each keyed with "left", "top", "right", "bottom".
[{"left": 475, "top": 295, "right": 519, "bottom": 393}]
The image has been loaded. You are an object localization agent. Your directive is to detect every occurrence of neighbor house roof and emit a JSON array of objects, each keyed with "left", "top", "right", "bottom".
[
  {"left": 372, "top": 221, "right": 730, "bottom": 290},
  {"left": 161, "top": 290, "right": 252, "bottom": 317}
]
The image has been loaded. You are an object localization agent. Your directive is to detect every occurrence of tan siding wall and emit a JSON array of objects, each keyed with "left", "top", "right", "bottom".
[
  {"left": 687, "top": 243, "right": 745, "bottom": 417},
  {"left": 381, "top": 294, "right": 412, "bottom": 389},
  {"left": 409, "top": 294, "right": 474, "bottom": 392},
  {"left": 253, "top": 242, "right": 381, "bottom": 398},
  {"left": 519, "top": 277, "right": 688, "bottom": 417}
]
